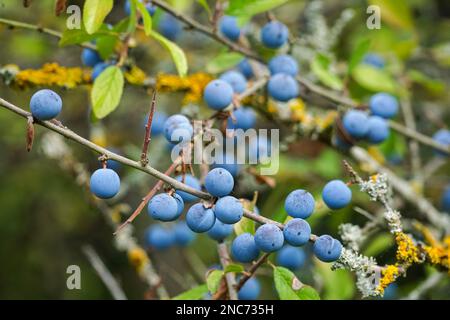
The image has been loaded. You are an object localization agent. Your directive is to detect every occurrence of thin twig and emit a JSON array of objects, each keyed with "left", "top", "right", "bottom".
[
  {"left": 216, "top": 242, "right": 238, "bottom": 300},
  {"left": 114, "top": 156, "right": 182, "bottom": 234},
  {"left": 235, "top": 252, "right": 270, "bottom": 291},
  {"left": 82, "top": 245, "right": 127, "bottom": 300},
  {"left": 140, "top": 90, "right": 157, "bottom": 166},
  {"left": 151, "top": 0, "right": 262, "bottom": 62},
  {"left": 0, "top": 17, "right": 96, "bottom": 50}
]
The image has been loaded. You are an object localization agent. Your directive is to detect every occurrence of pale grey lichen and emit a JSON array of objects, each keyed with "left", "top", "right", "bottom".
[
  {"left": 339, "top": 223, "right": 365, "bottom": 251},
  {"left": 333, "top": 248, "right": 381, "bottom": 298}
]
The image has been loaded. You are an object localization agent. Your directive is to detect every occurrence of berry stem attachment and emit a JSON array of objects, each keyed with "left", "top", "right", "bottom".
[
  {"left": 114, "top": 156, "right": 182, "bottom": 235},
  {"left": 140, "top": 90, "right": 157, "bottom": 167}
]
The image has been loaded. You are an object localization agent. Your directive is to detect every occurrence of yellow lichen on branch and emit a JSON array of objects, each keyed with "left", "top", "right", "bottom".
[
  {"left": 15, "top": 63, "right": 91, "bottom": 88},
  {"left": 155, "top": 72, "right": 213, "bottom": 104},
  {"left": 395, "top": 232, "right": 421, "bottom": 265},
  {"left": 377, "top": 265, "right": 400, "bottom": 294}
]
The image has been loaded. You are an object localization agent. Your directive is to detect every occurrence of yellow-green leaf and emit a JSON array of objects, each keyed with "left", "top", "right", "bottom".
[
  {"left": 83, "top": 0, "right": 113, "bottom": 34},
  {"left": 150, "top": 30, "right": 188, "bottom": 77},
  {"left": 206, "top": 52, "right": 244, "bottom": 74},
  {"left": 206, "top": 270, "right": 224, "bottom": 294},
  {"left": 311, "top": 54, "right": 343, "bottom": 91},
  {"left": 227, "top": 0, "right": 289, "bottom": 18},
  {"left": 136, "top": 0, "right": 152, "bottom": 35},
  {"left": 172, "top": 284, "right": 208, "bottom": 300},
  {"left": 273, "top": 266, "right": 320, "bottom": 300},
  {"left": 368, "top": 0, "right": 414, "bottom": 30},
  {"left": 91, "top": 66, "right": 124, "bottom": 119},
  {"left": 351, "top": 64, "right": 397, "bottom": 93}
]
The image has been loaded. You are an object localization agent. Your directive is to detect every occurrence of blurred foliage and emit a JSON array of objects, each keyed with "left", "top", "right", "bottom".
[{"left": 0, "top": 0, "right": 449, "bottom": 300}]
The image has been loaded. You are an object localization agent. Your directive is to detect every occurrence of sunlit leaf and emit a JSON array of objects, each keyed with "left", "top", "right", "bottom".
[
  {"left": 150, "top": 30, "right": 188, "bottom": 76},
  {"left": 91, "top": 66, "right": 124, "bottom": 119},
  {"left": 83, "top": 0, "right": 113, "bottom": 34}
]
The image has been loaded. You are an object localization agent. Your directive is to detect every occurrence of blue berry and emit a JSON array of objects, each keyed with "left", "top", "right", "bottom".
[
  {"left": 211, "top": 153, "right": 242, "bottom": 177},
  {"left": 174, "top": 221, "right": 196, "bottom": 246},
  {"left": 219, "top": 70, "right": 247, "bottom": 93},
  {"left": 342, "top": 110, "right": 369, "bottom": 139},
  {"left": 163, "top": 114, "right": 193, "bottom": 143},
  {"left": 442, "top": 185, "right": 450, "bottom": 212},
  {"left": 143, "top": 111, "right": 168, "bottom": 136},
  {"left": 204, "top": 79, "right": 234, "bottom": 110},
  {"left": 186, "top": 203, "right": 216, "bottom": 233},
  {"left": 145, "top": 224, "right": 174, "bottom": 250},
  {"left": 30, "top": 89, "right": 62, "bottom": 120},
  {"left": 254, "top": 224, "right": 284, "bottom": 252},
  {"left": 261, "top": 21, "right": 288, "bottom": 49},
  {"left": 283, "top": 218, "right": 311, "bottom": 246},
  {"left": 81, "top": 48, "right": 102, "bottom": 67},
  {"left": 313, "top": 235, "right": 342, "bottom": 262},
  {"left": 322, "top": 180, "right": 352, "bottom": 210},
  {"left": 284, "top": 189, "right": 315, "bottom": 219},
  {"left": 276, "top": 245, "right": 306, "bottom": 270},
  {"left": 105, "top": 148, "right": 121, "bottom": 171},
  {"left": 158, "top": 13, "right": 182, "bottom": 41},
  {"left": 237, "top": 59, "right": 254, "bottom": 79},
  {"left": 89, "top": 168, "right": 120, "bottom": 199},
  {"left": 366, "top": 115, "right": 390, "bottom": 144},
  {"left": 205, "top": 168, "right": 234, "bottom": 197},
  {"left": 148, "top": 193, "right": 181, "bottom": 222},
  {"left": 369, "top": 93, "right": 398, "bottom": 119},
  {"left": 92, "top": 62, "right": 110, "bottom": 80},
  {"left": 214, "top": 196, "right": 243, "bottom": 224},
  {"left": 362, "top": 53, "right": 385, "bottom": 69},
  {"left": 231, "top": 233, "right": 260, "bottom": 262},
  {"left": 175, "top": 174, "right": 202, "bottom": 202},
  {"left": 173, "top": 192, "right": 185, "bottom": 216},
  {"left": 227, "top": 107, "right": 256, "bottom": 130},
  {"left": 219, "top": 15, "right": 241, "bottom": 41},
  {"left": 207, "top": 219, "right": 234, "bottom": 241},
  {"left": 432, "top": 129, "right": 450, "bottom": 157},
  {"left": 238, "top": 277, "right": 261, "bottom": 300},
  {"left": 268, "top": 73, "right": 299, "bottom": 102},
  {"left": 382, "top": 283, "right": 398, "bottom": 300},
  {"left": 268, "top": 55, "right": 298, "bottom": 76}
]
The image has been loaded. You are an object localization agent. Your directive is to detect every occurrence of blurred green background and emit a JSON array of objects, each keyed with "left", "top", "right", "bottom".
[{"left": 0, "top": 0, "right": 449, "bottom": 299}]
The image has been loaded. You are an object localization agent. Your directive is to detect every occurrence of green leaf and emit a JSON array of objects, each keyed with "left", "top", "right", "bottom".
[
  {"left": 273, "top": 266, "right": 320, "bottom": 300},
  {"left": 83, "top": 0, "right": 113, "bottom": 34},
  {"left": 378, "top": 131, "right": 407, "bottom": 158},
  {"left": 226, "top": 0, "right": 289, "bottom": 18},
  {"left": 363, "top": 232, "right": 394, "bottom": 257},
  {"left": 206, "top": 270, "right": 224, "bottom": 294},
  {"left": 311, "top": 54, "right": 343, "bottom": 91},
  {"left": 348, "top": 38, "right": 371, "bottom": 75},
  {"left": 224, "top": 264, "right": 244, "bottom": 274},
  {"left": 206, "top": 52, "right": 244, "bottom": 74},
  {"left": 59, "top": 28, "right": 97, "bottom": 46},
  {"left": 315, "top": 260, "right": 354, "bottom": 299},
  {"left": 368, "top": 0, "right": 414, "bottom": 30},
  {"left": 197, "top": 0, "right": 211, "bottom": 17},
  {"left": 172, "top": 284, "right": 209, "bottom": 300},
  {"left": 136, "top": 0, "right": 152, "bottom": 35},
  {"left": 351, "top": 64, "right": 397, "bottom": 93},
  {"left": 91, "top": 66, "right": 124, "bottom": 119},
  {"left": 297, "top": 286, "right": 321, "bottom": 300},
  {"left": 150, "top": 30, "right": 188, "bottom": 76},
  {"left": 96, "top": 35, "right": 117, "bottom": 60}
]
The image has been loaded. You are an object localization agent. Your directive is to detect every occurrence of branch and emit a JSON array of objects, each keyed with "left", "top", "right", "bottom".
[
  {"left": 0, "top": 97, "right": 210, "bottom": 200},
  {"left": 0, "top": 17, "right": 96, "bottom": 50},
  {"left": 216, "top": 242, "right": 238, "bottom": 300},
  {"left": 151, "top": 0, "right": 262, "bottom": 62},
  {"left": 235, "top": 252, "right": 270, "bottom": 291},
  {"left": 140, "top": 90, "right": 157, "bottom": 166},
  {"left": 82, "top": 245, "right": 127, "bottom": 300}
]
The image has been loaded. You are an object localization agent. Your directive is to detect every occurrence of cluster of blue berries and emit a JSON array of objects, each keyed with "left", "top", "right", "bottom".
[
  {"left": 432, "top": 129, "right": 450, "bottom": 157},
  {"left": 232, "top": 184, "right": 348, "bottom": 267},
  {"left": 81, "top": 48, "right": 116, "bottom": 81},
  {"left": 205, "top": 17, "right": 298, "bottom": 111},
  {"left": 145, "top": 221, "right": 196, "bottom": 250},
  {"left": 340, "top": 92, "right": 398, "bottom": 146}
]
